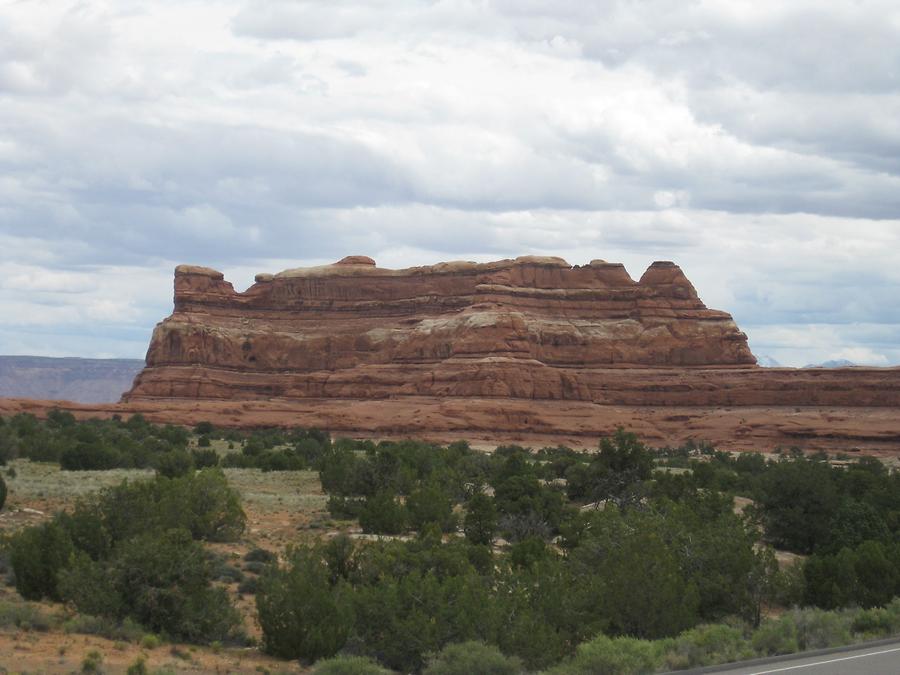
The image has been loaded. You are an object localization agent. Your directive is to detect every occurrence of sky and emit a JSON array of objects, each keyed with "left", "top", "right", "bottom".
[{"left": 1, "top": 0, "right": 899, "bottom": 367}]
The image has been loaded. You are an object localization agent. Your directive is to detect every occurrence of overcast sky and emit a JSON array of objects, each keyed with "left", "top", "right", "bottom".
[{"left": 1, "top": 0, "right": 899, "bottom": 367}]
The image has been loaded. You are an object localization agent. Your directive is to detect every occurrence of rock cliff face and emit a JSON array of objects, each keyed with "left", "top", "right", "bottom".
[
  {"left": 107, "top": 255, "right": 900, "bottom": 452},
  {"left": 126, "top": 256, "right": 758, "bottom": 402}
]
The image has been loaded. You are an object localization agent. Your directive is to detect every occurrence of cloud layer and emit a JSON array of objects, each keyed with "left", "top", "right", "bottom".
[{"left": 1, "top": 0, "right": 899, "bottom": 366}]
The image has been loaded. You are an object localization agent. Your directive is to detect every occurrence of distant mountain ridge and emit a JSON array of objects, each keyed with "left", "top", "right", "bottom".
[
  {"left": 0, "top": 356, "right": 144, "bottom": 404},
  {"left": 804, "top": 359, "right": 858, "bottom": 368}
]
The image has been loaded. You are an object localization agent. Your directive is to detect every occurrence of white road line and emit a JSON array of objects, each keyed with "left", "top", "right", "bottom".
[{"left": 748, "top": 645, "right": 900, "bottom": 674}]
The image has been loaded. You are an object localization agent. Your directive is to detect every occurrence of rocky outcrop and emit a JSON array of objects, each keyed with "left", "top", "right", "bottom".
[
  {"left": 92, "top": 254, "right": 900, "bottom": 452},
  {"left": 126, "top": 256, "right": 758, "bottom": 402}
]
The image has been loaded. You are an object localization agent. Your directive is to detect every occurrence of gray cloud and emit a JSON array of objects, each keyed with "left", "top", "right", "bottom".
[{"left": 0, "top": 0, "right": 898, "bottom": 364}]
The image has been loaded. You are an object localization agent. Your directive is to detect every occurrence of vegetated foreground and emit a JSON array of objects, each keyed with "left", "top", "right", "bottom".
[{"left": 0, "top": 412, "right": 899, "bottom": 674}]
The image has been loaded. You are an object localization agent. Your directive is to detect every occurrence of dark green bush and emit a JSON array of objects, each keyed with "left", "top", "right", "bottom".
[
  {"left": 238, "top": 577, "right": 259, "bottom": 595},
  {"left": 69, "top": 469, "right": 245, "bottom": 546},
  {"left": 193, "top": 421, "right": 215, "bottom": 436},
  {"left": 257, "top": 547, "right": 354, "bottom": 661},
  {"left": 359, "top": 492, "right": 408, "bottom": 535},
  {"left": 61, "top": 528, "right": 240, "bottom": 643},
  {"left": 244, "top": 561, "right": 267, "bottom": 575},
  {"left": 0, "top": 473, "right": 6, "bottom": 511},
  {"left": 191, "top": 448, "right": 219, "bottom": 468},
  {"left": 154, "top": 449, "right": 194, "bottom": 478},
  {"left": 327, "top": 495, "right": 365, "bottom": 520},
  {"left": 407, "top": 483, "right": 456, "bottom": 533},
  {"left": 221, "top": 452, "right": 257, "bottom": 468},
  {"left": 177, "top": 469, "right": 246, "bottom": 542},
  {"left": 244, "top": 547, "right": 276, "bottom": 564},
  {"left": 9, "top": 520, "right": 75, "bottom": 600},
  {"left": 463, "top": 492, "right": 496, "bottom": 546},
  {"left": 60, "top": 442, "right": 122, "bottom": 470}
]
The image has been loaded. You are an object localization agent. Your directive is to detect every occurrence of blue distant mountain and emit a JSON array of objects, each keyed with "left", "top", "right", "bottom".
[{"left": 0, "top": 355, "right": 144, "bottom": 403}]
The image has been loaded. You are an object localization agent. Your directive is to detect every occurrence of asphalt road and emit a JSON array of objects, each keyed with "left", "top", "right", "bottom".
[{"left": 706, "top": 640, "right": 900, "bottom": 674}]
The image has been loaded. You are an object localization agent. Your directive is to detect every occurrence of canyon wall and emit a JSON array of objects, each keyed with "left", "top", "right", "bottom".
[
  {"left": 111, "top": 256, "right": 900, "bottom": 451},
  {"left": 127, "top": 256, "right": 763, "bottom": 401}
]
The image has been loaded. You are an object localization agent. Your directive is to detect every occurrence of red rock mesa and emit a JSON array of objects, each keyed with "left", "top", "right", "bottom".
[{"left": 103, "top": 256, "right": 900, "bottom": 452}]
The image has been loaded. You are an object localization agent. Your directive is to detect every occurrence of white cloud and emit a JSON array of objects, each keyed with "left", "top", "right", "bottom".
[{"left": 0, "top": 0, "right": 897, "bottom": 363}]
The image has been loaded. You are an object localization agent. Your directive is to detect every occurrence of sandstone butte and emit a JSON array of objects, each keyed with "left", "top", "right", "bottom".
[{"left": 2, "top": 255, "right": 899, "bottom": 453}]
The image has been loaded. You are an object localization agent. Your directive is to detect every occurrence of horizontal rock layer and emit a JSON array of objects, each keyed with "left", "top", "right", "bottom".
[
  {"left": 2, "top": 397, "right": 899, "bottom": 454},
  {"left": 106, "top": 255, "right": 900, "bottom": 451},
  {"left": 128, "top": 256, "right": 757, "bottom": 400}
]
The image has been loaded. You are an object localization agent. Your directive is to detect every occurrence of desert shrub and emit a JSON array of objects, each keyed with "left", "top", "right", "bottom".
[
  {"left": 850, "top": 607, "right": 897, "bottom": 637},
  {"left": 59, "top": 553, "right": 125, "bottom": 618},
  {"left": 67, "top": 469, "right": 244, "bottom": 546},
  {"left": 662, "top": 623, "right": 751, "bottom": 669},
  {"left": 81, "top": 650, "right": 104, "bottom": 673},
  {"left": 407, "top": 483, "right": 456, "bottom": 533},
  {"left": 62, "top": 614, "right": 144, "bottom": 642},
  {"left": 191, "top": 448, "right": 219, "bottom": 468},
  {"left": 176, "top": 469, "right": 246, "bottom": 542},
  {"left": 771, "top": 560, "right": 806, "bottom": 608},
  {"left": 126, "top": 656, "right": 148, "bottom": 675},
  {"left": 550, "top": 634, "right": 662, "bottom": 675},
  {"left": 140, "top": 633, "right": 161, "bottom": 649},
  {"left": 788, "top": 607, "right": 853, "bottom": 651},
  {"left": 463, "top": 492, "right": 497, "bottom": 546},
  {"left": 804, "top": 541, "right": 900, "bottom": 610},
  {"left": 0, "top": 427, "right": 15, "bottom": 465},
  {"left": 238, "top": 577, "right": 259, "bottom": 595},
  {"left": 258, "top": 449, "right": 307, "bottom": 472},
  {"left": 751, "top": 616, "right": 798, "bottom": 656},
  {"left": 245, "top": 547, "right": 276, "bottom": 563},
  {"left": 327, "top": 496, "right": 365, "bottom": 519},
  {"left": 0, "top": 473, "right": 6, "bottom": 510},
  {"left": 257, "top": 546, "right": 354, "bottom": 661},
  {"left": 0, "top": 600, "right": 51, "bottom": 630},
  {"left": 509, "top": 537, "right": 548, "bottom": 569},
  {"left": 565, "top": 429, "right": 653, "bottom": 505},
  {"left": 884, "top": 598, "right": 900, "bottom": 629},
  {"left": 296, "top": 437, "right": 326, "bottom": 466},
  {"left": 214, "top": 562, "right": 244, "bottom": 584},
  {"left": 351, "top": 561, "right": 496, "bottom": 672},
  {"left": 221, "top": 452, "right": 258, "bottom": 468},
  {"left": 9, "top": 520, "right": 75, "bottom": 600},
  {"left": 56, "top": 504, "right": 113, "bottom": 561},
  {"left": 569, "top": 510, "right": 700, "bottom": 639},
  {"left": 60, "top": 442, "right": 121, "bottom": 470},
  {"left": 358, "top": 492, "right": 408, "bottom": 535},
  {"left": 423, "top": 641, "right": 522, "bottom": 675},
  {"left": 154, "top": 449, "right": 193, "bottom": 478},
  {"left": 323, "top": 535, "right": 357, "bottom": 584},
  {"left": 194, "top": 421, "right": 215, "bottom": 436},
  {"left": 62, "top": 528, "right": 240, "bottom": 643},
  {"left": 312, "top": 655, "right": 393, "bottom": 675}
]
